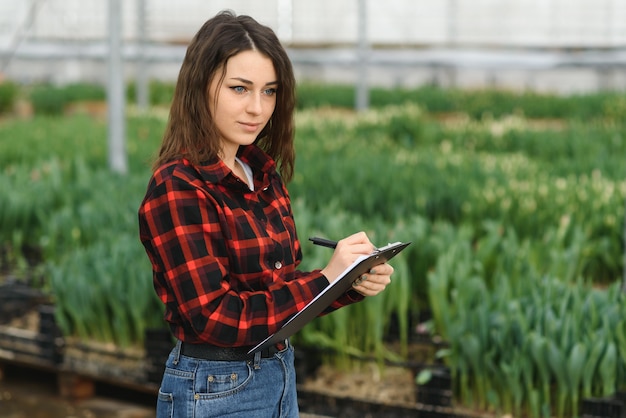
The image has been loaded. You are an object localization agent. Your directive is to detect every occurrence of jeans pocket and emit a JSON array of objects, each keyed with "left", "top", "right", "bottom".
[
  {"left": 196, "top": 361, "right": 253, "bottom": 398},
  {"left": 156, "top": 388, "right": 174, "bottom": 418}
]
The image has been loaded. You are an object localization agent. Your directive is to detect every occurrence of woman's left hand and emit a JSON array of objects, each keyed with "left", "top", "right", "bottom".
[{"left": 351, "top": 262, "right": 394, "bottom": 297}]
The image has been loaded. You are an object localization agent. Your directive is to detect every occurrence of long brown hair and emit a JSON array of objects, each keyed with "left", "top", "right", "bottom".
[{"left": 154, "top": 10, "right": 296, "bottom": 182}]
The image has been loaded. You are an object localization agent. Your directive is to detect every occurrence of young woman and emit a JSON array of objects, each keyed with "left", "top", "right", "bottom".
[{"left": 138, "top": 10, "right": 394, "bottom": 418}]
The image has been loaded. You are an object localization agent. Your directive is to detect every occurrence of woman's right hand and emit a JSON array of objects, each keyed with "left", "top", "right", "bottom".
[{"left": 320, "top": 231, "right": 376, "bottom": 283}]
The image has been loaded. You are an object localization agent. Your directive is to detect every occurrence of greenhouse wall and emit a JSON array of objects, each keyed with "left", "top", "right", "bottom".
[
  {"left": 1, "top": 0, "right": 625, "bottom": 93},
  {"left": 2, "top": 0, "right": 626, "bottom": 47}
]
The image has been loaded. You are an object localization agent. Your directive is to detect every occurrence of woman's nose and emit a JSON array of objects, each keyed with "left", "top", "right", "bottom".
[{"left": 246, "top": 93, "right": 262, "bottom": 114}]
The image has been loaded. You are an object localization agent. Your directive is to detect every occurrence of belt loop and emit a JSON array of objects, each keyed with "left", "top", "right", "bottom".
[
  {"left": 173, "top": 340, "right": 182, "bottom": 365},
  {"left": 253, "top": 350, "right": 261, "bottom": 369}
]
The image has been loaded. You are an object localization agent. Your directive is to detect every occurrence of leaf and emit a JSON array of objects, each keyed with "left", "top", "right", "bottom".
[
  {"left": 598, "top": 342, "right": 617, "bottom": 397},
  {"left": 416, "top": 369, "right": 433, "bottom": 385}
]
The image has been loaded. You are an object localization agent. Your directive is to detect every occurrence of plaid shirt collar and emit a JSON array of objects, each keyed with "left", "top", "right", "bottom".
[{"left": 194, "top": 145, "right": 277, "bottom": 190}]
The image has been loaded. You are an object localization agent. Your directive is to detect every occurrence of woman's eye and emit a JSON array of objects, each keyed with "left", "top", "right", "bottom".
[
  {"left": 263, "top": 88, "right": 277, "bottom": 96},
  {"left": 231, "top": 86, "right": 246, "bottom": 93}
]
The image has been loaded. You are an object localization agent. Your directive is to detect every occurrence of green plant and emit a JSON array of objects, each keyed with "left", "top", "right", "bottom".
[
  {"left": 62, "top": 82, "right": 106, "bottom": 102},
  {"left": 28, "top": 83, "right": 108, "bottom": 115},
  {"left": 49, "top": 233, "right": 164, "bottom": 347},
  {"left": 0, "top": 81, "right": 18, "bottom": 113},
  {"left": 427, "top": 223, "right": 626, "bottom": 417},
  {"left": 29, "top": 85, "right": 69, "bottom": 115},
  {"left": 126, "top": 80, "right": 175, "bottom": 106}
]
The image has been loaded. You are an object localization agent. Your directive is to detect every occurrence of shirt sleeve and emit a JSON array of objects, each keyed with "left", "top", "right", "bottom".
[{"left": 139, "top": 174, "right": 332, "bottom": 347}]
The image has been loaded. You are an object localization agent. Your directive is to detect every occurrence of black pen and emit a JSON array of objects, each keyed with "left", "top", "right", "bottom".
[{"left": 308, "top": 237, "right": 337, "bottom": 249}]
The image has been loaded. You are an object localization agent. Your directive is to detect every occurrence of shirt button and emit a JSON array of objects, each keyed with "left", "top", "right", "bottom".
[{"left": 274, "top": 261, "right": 283, "bottom": 269}]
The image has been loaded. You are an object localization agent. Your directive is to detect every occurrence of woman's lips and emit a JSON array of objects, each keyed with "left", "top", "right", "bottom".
[{"left": 239, "top": 122, "right": 261, "bottom": 133}]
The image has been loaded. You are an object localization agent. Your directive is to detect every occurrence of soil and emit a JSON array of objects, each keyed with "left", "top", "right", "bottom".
[{"left": 299, "top": 363, "right": 416, "bottom": 407}]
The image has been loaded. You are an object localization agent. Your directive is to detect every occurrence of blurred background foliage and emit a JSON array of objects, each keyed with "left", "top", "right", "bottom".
[{"left": 1, "top": 81, "right": 625, "bottom": 417}]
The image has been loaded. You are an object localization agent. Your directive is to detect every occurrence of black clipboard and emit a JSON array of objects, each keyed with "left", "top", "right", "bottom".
[{"left": 248, "top": 241, "right": 411, "bottom": 355}]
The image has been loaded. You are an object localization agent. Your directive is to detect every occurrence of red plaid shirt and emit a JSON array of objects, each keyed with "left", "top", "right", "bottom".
[{"left": 138, "top": 145, "right": 362, "bottom": 347}]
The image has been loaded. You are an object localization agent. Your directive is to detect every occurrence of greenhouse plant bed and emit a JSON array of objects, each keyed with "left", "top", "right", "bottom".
[
  {"left": 416, "top": 366, "right": 453, "bottom": 407},
  {"left": 297, "top": 388, "right": 483, "bottom": 418},
  {"left": 0, "top": 325, "right": 58, "bottom": 367},
  {"left": 581, "top": 395, "right": 624, "bottom": 418},
  {"left": 0, "top": 324, "right": 494, "bottom": 417},
  {"left": 0, "top": 281, "right": 49, "bottom": 324},
  {"left": 0, "top": 305, "right": 63, "bottom": 367},
  {"left": 62, "top": 338, "right": 148, "bottom": 386}
]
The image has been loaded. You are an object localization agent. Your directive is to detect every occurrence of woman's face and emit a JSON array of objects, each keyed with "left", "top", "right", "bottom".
[{"left": 208, "top": 50, "right": 278, "bottom": 158}]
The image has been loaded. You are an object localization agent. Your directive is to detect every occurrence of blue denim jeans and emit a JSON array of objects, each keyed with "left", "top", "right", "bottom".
[{"left": 156, "top": 340, "right": 299, "bottom": 418}]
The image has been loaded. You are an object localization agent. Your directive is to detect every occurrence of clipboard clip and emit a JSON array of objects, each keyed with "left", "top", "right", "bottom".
[{"left": 374, "top": 242, "right": 403, "bottom": 253}]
